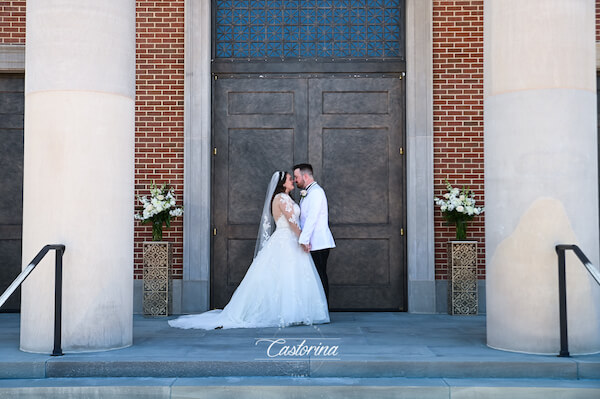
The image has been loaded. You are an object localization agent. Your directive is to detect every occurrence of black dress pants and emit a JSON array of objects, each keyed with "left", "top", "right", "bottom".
[{"left": 310, "top": 248, "right": 330, "bottom": 301}]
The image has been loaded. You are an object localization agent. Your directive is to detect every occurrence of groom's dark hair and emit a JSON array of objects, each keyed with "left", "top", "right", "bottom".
[{"left": 293, "top": 163, "right": 313, "bottom": 176}]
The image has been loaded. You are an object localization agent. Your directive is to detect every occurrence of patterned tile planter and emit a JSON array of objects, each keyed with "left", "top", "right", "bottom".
[
  {"left": 448, "top": 241, "right": 478, "bottom": 315},
  {"left": 143, "top": 242, "right": 172, "bottom": 316}
]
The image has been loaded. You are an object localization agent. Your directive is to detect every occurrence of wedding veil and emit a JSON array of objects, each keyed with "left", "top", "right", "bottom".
[{"left": 254, "top": 171, "right": 285, "bottom": 258}]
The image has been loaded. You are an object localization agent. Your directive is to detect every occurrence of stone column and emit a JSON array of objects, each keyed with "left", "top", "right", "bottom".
[
  {"left": 406, "top": 0, "right": 436, "bottom": 313},
  {"left": 182, "top": 0, "right": 211, "bottom": 313},
  {"left": 21, "top": 0, "right": 136, "bottom": 353},
  {"left": 485, "top": 0, "right": 600, "bottom": 354}
]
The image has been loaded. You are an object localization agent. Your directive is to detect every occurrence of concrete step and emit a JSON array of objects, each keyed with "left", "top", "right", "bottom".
[
  {"left": 2, "top": 357, "right": 599, "bottom": 380},
  {"left": 2, "top": 355, "right": 599, "bottom": 380},
  {"left": 0, "top": 377, "right": 599, "bottom": 399}
]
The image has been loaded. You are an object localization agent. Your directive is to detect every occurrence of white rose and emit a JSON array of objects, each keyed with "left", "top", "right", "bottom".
[
  {"left": 456, "top": 205, "right": 464, "bottom": 213},
  {"left": 441, "top": 205, "right": 447, "bottom": 212}
]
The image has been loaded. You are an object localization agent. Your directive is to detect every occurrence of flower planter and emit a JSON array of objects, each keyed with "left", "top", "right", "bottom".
[
  {"left": 447, "top": 240, "right": 478, "bottom": 315},
  {"left": 143, "top": 241, "right": 172, "bottom": 316}
]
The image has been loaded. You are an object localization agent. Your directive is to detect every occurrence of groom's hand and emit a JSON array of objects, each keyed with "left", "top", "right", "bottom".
[{"left": 301, "top": 243, "right": 311, "bottom": 252}]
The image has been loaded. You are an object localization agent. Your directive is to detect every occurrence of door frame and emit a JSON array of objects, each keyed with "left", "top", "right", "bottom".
[
  {"left": 210, "top": 75, "right": 407, "bottom": 310},
  {"left": 181, "top": 0, "right": 436, "bottom": 314}
]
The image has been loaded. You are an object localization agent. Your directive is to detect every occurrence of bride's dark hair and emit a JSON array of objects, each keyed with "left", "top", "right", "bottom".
[{"left": 270, "top": 171, "right": 289, "bottom": 210}]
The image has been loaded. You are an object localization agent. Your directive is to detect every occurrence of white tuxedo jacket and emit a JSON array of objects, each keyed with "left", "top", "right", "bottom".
[{"left": 298, "top": 182, "right": 335, "bottom": 251}]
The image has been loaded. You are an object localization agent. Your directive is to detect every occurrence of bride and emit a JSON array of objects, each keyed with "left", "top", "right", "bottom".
[{"left": 168, "top": 171, "right": 330, "bottom": 329}]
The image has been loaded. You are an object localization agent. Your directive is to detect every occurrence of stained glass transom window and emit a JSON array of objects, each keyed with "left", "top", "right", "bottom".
[{"left": 214, "top": 0, "right": 404, "bottom": 59}]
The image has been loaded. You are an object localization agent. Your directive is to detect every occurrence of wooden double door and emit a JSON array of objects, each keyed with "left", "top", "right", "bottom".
[{"left": 212, "top": 75, "right": 406, "bottom": 310}]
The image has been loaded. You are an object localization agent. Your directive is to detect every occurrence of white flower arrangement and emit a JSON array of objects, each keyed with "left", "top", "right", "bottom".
[
  {"left": 135, "top": 182, "right": 183, "bottom": 241},
  {"left": 434, "top": 180, "right": 483, "bottom": 240},
  {"left": 300, "top": 189, "right": 308, "bottom": 199}
]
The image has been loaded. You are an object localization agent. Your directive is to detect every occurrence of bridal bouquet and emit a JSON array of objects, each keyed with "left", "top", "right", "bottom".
[
  {"left": 434, "top": 180, "right": 483, "bottom": 240},
  {"left": 135, "top": 182, "right": 183, "bottom": 241}
]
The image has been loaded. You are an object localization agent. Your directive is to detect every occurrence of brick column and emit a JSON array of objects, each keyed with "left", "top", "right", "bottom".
[
  {"left": 21, "top": 0, "right": 135, "bottom": 353},
  {"left": 485, "top": 0, "right": 600, "bottom": 354}
]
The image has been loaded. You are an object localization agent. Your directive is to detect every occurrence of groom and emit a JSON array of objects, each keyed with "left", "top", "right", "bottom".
[{"left": 293, "top": 163, "right": 336, "bottom": 301}]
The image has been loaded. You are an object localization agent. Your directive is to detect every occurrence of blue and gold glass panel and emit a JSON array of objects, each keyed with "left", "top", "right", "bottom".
[{"left": 215, "top": 0, "right": 404, "bottom": 59}]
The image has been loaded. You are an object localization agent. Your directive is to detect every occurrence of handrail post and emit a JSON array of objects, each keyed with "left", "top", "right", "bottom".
[
  {"left": 0, "top": 244, "right": 66, "bottom": 355},
  {"left": 51, "top": 246, "right": 64, "bottom": 356},
  {"left": 556, "top": 246, "right": 570, "bottom": 357}
]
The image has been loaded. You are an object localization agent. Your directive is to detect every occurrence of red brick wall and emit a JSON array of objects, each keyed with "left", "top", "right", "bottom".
[
  {"left": 432, "top": 0, "right": 485, "bottom": 280},
  {"left": 0, "top": 1, "right": 186, "bottom": 280},
  {"left": 0, "top": 1, "right": 25, "bottom": 44},
  {"left": 597, "top": 0, "right": 600, "bottom": 42},
  {"left": 134, "top": 1, "right": 185, "bottom": 279}
]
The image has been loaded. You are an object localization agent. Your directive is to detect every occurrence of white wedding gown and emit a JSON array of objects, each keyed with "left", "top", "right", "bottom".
[{"left": 168, "top": 193, "right": 330, "bottom": 329}]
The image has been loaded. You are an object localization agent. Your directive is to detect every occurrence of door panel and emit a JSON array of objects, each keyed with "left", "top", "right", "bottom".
[
  {"left": 212, "top": 78, "right": 308, "bottom": 307},
  {"left": 227, "top": 128, "right": 295, "bottom": 224},
  {"left": 0, "top": 74, "right": 24, "bottom": 312},
  {"left": 309, "top": 78, "right": 405, "bottom": 310},
  {"left": 322, "top": 127, "right": 389, "bottom": 224},
  {"left": 212, "top": 76, "right": 405, "bottom": 310}
]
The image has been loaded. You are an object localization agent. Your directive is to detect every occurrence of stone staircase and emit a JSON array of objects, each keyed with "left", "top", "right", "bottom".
[
  {"left": 0, "top": 313, "right": 598, "bottom": 398},
  {"left": 1, "top": 376, "right": 599, "bottom": 398}
]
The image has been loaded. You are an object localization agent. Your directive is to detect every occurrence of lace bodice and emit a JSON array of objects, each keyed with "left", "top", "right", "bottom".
[{"left": 272, "top": 193, "right": 300, "bottom": 230}]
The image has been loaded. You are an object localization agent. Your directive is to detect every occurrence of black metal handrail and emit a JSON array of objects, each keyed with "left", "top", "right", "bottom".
[
  {"left": 0, "top": 244, "right": 65, "bottom": 356},
  {"left": 555, "top": 244, "right": 600, "bottom": 357}
]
